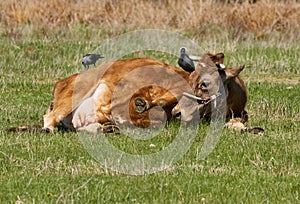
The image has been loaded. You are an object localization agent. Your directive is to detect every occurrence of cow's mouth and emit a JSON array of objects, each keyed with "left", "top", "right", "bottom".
[{"left": 182, "top": 92, "right": 221, "bottom": 105}]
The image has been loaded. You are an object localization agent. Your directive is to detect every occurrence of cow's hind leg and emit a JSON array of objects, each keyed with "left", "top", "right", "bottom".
[{"left": 43, "top": 111, "right": 68, "bottom": 133}]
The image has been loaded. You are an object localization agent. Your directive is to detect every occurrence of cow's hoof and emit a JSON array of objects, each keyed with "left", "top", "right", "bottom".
[
  {"left": 102, "top": 124, "right": 120, "bottom": 134},
  {"left": 42, "top": 127, "right": 53, "bottom": 133},
  {"left": 135, "top": 97, "right": 146, "bottom": 106},
  {"left": 244, "top": 126, "right": 265, "bottom": 136},
  {"left": 135, "top": 105, "right": 147, "bottom": 113},
  {"left": 134, "top": 97, "right": 147, "bottom": 113}
]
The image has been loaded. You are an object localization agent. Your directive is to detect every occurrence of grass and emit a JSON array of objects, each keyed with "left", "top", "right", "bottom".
[
  {"left": 1, "top": 35, "right": 299, "bottom": 203},
  {"left": 1, "top": 0, "right": 300, "bottom": 203},
  {"left": 1, "top": 0, "right": 300, "bottom": 43}
]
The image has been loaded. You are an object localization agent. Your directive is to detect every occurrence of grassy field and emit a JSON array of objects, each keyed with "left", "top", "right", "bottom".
[{"left": 1, "top": 0, "right": 300, "bottom": 203}]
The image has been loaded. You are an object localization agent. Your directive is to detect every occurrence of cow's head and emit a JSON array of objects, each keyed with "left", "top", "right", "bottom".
[{"left": 172, "top": 53, "right": 245, "bottom": 123}]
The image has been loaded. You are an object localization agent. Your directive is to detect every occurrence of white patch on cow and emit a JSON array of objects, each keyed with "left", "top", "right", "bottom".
[
  {"left": 72, "top": 83, "right": 109, "bottom": 128},
  {"left": 72, "top": 97, "right": 96, "bottom": 128},
  {"left": 200, "top": 63, "right": 206, "bottom": 67},
  {"left": 93, "top": 83, "right": 108, "bottom": 100},
  {"left": 77, "top": 123, "right": 102, "bottom": 134},
  {"left": 42, "top": 115, "right": 54, "bottom": 132},
  {"left": 219, "top": 63, "right": 226, "bottom": 69},
  {"left": 213, "top": 99, "right": 217, "bottom": 109},
  {"left": 113, "top": 115, "right": 126, "bottom": 124}
]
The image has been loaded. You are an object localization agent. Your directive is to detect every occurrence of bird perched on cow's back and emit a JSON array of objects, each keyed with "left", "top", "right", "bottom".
[
  {"left": 178, "top": 47, "right": 195, "bottom": 72},
  {"left": 82, "top": 54, "right": 104, "bottom": 68}
]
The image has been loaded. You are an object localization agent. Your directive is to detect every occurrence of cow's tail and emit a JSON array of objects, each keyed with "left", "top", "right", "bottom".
[{"left": 8, "top": 125, "right": 44, "bottom": 133}]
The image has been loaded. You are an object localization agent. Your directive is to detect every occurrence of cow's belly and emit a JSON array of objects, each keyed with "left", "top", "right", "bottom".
[
  {"left": 61, "top": 83, "right": 112, "bottom": 131},
  {"left": 72, "top": 96, "right": 98, "bottom": 128},
  {"left": 59, "top": 96, "right": 98, "bottom": 130}
]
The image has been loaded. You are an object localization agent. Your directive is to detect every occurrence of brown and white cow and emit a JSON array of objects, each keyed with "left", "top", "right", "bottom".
[
  {"left": 42, "top": 58, "right": 190, "bottom": 133},
  {"left": 171, "top": 54, "right": 264, "bottom": 135},
  {"left": 11, "top": 53, "right": 262, "bottom": 134},
  {"left": 42, "top": 54, "right": 229, "bottom": 133}
]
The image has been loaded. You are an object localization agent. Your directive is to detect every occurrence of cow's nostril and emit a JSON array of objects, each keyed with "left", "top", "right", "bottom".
[{"left": 175, "top": 112, "right": 181, "bottom": 119}]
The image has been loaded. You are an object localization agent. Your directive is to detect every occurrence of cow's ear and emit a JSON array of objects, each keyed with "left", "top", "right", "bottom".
[
  {"left": 215, "top": 53, "right": 225, "bottom": 64},
  {"left": 221, "top": 65, "right": 245, "bottom": 81},
  {"left": 208, "top": 52, "right": 225, "bottom": 64}
]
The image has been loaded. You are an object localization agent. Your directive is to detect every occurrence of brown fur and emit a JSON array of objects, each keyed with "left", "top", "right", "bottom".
[
  {"left": 172, "top": 53, "right": 248, "bottom": 123},
  {"left": 43, "top": 58, "right": 191, "bottom": 132},
  {"left": 11, "top": 54, "right": 244, "bottom": 133}
]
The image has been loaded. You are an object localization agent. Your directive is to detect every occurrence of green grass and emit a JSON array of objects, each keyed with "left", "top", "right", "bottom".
[{"left": 1, "top": 27, "right": 300, "bottom": 203}]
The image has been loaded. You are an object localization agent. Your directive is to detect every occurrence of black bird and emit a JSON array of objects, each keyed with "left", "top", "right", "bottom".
[
  {"left": 178, "top": 47, "right": 195, "bottom": 72},
  {"left": 82, "top": 54, "right": 104, "bottom": 68}
]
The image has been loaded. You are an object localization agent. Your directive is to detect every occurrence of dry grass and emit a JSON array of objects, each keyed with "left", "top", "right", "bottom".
[{"left": 0, "top": 0, "right": 299, "bottom": 40}]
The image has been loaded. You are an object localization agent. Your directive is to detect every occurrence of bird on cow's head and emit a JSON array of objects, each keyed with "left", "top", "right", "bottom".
[
  {"left": 82, "top": 54, "right": 104, "bottom": 68},
  {"left": 177, "top": 47, "right": 196, "bottom": 72}
]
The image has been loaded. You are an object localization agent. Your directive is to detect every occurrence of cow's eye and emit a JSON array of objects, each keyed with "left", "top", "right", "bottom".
[
  {"left": 200, "top": 81, "right": 210, "bottom": 89},
  {"left": 197, "top": 99, "right": 205, "bottom": 104}
]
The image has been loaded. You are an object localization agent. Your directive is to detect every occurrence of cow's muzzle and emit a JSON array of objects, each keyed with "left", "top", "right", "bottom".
[
  {"left": 172, "top": 92, "right": 221, "bottom": 120},
  {"left": 182, "top": 92, "right": 221, "bottom": 106}
]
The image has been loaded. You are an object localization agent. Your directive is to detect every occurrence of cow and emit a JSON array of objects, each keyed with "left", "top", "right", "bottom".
[
  {"left": 42, "top": 58, "right": 187, "bottom": 133},
  {"left": 41, "top": 54, "right": 229, "bottom": 134},
  {"left": 10, "top": 53, "right": 262, "bottom": 135},
  {"left": 171, "top": 53, "right": 264, "bottom": 135}
]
